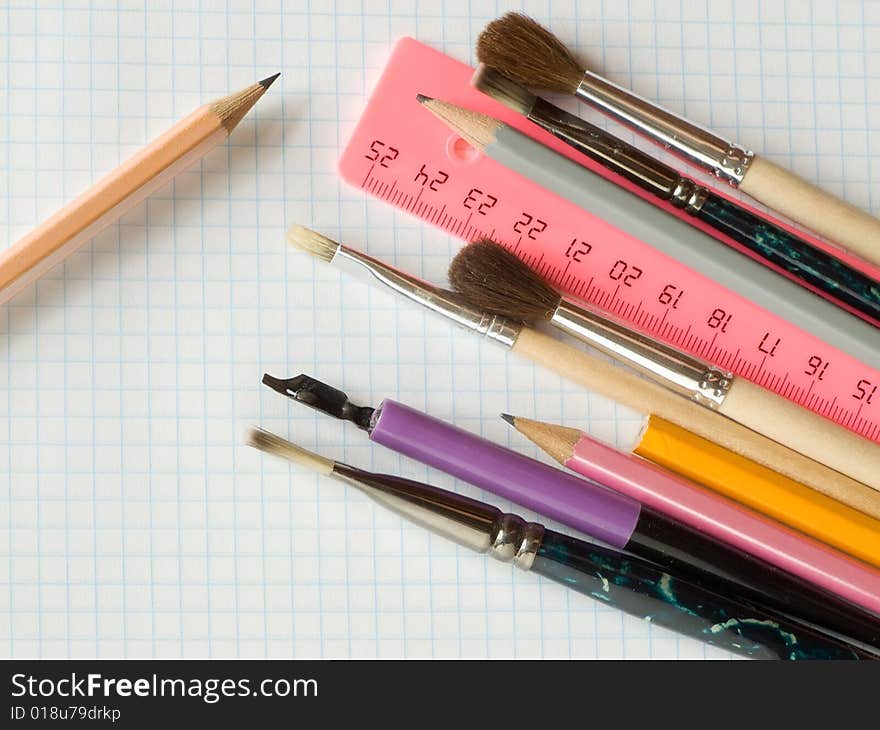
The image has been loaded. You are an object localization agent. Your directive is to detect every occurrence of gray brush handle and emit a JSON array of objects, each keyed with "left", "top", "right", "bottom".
[{"left": 489, "top": 125, "right": 880, "bottom": 371}]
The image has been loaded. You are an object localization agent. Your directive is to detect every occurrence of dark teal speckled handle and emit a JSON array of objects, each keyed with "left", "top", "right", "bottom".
[
  {"left": 530, "top": 530, "right": 872, "bottom": 660},
  {"left": 696, "top": 194, "right": 880, "bottom": 324}
]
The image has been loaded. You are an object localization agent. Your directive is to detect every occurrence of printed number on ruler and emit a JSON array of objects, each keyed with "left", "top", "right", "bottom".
[{"left": 339, "top": 38, "right": 880, "bottom": 441}]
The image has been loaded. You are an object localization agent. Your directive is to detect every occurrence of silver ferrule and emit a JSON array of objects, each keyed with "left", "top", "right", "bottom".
[
  {"left": 529, "top": 98, "right": 710, "bottom": 214},
  {"left": 576, "top": 71, "right": 754, "bottom": 186},
  {"left": 529, "top": 98, "right": 680, "bottom": 199},
  {"left": 333, "top": 245, "right": 521, "bottom": 348},
  {"left": 553, "top": 301, "right": 732, "bottom": 408},
  {"left": 332, "top": 463, "right": 544, "bottom": 571},
  {"left": 488, "top": 513, "right": 544, "bottom": 571},
  {"left": 670, "top": 177, "right": 709, "bottom": 214}
]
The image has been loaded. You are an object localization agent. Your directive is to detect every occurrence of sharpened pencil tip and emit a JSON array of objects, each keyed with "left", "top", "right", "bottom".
[
  {"left": 262, "top": 373, "right": 290, "bottom": 395},
  {"left": 415, "top": 93, "right": 433, "bottom": 104},
  {"left": 259, "top": 72, "right": 281, "bottom": 89},
  {"left": 500, "top": 413, "right": 516, "bottom": 427}
]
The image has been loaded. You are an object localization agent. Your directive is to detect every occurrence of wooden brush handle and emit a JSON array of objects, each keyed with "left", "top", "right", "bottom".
[
  {"left": 512, "top": 327, "right": 880, "bottom": 519},
  {"left": 740, "top": 156, "right": 880, "bottom": 267},
  {"left": 718, "top": 378, "right": 880, "bottom": 491}
]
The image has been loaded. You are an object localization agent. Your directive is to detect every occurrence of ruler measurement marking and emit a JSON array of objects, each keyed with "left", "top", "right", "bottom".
[
  {"left": 339, "top": 40, "right": 880, "bottom": 441},
  {"left": 361, "top": 163, "right": 376, "bottom": 188}
]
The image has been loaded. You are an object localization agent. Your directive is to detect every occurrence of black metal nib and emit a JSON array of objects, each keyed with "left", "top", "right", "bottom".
[
  {"left": 261, "top": 372, "right": 293, "bottom": 395},
  {"left": 261, "top": 373, "right": 375, "bottom": 432}
]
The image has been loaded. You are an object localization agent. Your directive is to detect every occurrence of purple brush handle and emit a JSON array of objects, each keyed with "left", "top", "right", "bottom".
[{"left": 370, "top": 399, "right": 642, "bottom": 547}]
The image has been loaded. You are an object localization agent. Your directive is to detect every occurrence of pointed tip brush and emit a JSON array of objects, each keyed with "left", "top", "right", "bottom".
[
  {"left": 447, "top": 239, "right": 880, "bottom": 491},
  {"left": 476, "top": 12, "right": 880, "bottom": 264}
]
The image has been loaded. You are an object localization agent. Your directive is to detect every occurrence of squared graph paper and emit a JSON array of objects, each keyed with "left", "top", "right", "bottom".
[{"left": 1, "top": 0, "right": 878, "bottom": 659}]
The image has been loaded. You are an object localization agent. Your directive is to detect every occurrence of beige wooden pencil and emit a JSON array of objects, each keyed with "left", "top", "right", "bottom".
[{"left": 0, "top": 74, "right": 279, "bottom": 304}]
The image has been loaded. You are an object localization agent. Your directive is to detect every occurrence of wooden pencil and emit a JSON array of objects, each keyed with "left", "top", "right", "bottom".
[
  {"left": 447, "top": 239, "right": 880, "bottom": 490},
  {"left": 0, "top": 74, "right": 279, "bottom": 304},
  {"left": 631, "top": 414, "right": 880, "bottom": 568},
  {"left": 504, "top": 413, "right": 880, "bottom": 615},
  {"left": 417, "top": 96, "right": 880, "bottom": 372}
]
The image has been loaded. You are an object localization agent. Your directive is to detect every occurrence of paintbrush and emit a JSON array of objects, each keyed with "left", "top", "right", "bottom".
[
  {"left": 476, "top": 12, "right": 880, "bottom": 265},
  {"left": 245, "top": 426, "right": 876, "bottom": 660},
  {"left": 415, "top": 96, "right": 880, "bottom": 373},
  {"left": 285, "top": 224, "right": 880, "bottom": 519},
  {"left": 447, "top": 239, "right": 880, "bottom": 491},
  {"left": 471, "top": 63, "right": 880, "bottom": 325},
  {"left": 262, "top": 372, "right": 880, "bottom": 651}
]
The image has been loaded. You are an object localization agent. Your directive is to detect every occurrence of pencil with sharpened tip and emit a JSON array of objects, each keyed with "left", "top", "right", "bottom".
[{"left": 0, "top": 74, "right": 279, "bottom": 305}]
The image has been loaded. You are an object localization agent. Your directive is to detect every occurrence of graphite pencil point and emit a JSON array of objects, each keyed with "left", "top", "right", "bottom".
[{"left": 259, "top": 72, "right": 281, "bottom": 89}]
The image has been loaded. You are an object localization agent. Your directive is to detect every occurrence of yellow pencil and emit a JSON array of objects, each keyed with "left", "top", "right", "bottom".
[
  {"left": 634, "top": 415, "right": 880, "bottom": 568},
  {"left": 0, "top": 73, "right": 279, "bottom": 304}
]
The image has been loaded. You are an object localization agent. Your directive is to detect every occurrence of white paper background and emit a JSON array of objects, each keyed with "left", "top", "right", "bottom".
[{"left": 1, "top": 0, "right": 878, "bottom": 658}]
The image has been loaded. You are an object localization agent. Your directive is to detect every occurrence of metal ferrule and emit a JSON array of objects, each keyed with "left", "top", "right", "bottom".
[
  {"left": 670, "top": 177, "right": 709, "bottom": 213},
  {"left": 333, "top": 246, "right": 521, "bottom": 348},
  {"left": 576, "top": 71, "right": 754, "bottom": 186},
  {"left": 529, "top": 97, "right": 681, "bottom": 199},
  {"left": 528, "top": 97, "right": 710, "bottom": 214},
  {"left": 332, "top": 463, "right": 544, "bottom": 570},
  {"left": 552, "top": 301, "right": 733, "bottom": 408}
]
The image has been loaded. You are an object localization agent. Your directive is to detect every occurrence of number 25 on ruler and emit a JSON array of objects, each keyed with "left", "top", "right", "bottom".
[{"left": 351, "top": 130, "right": 879, "bottom": 439}]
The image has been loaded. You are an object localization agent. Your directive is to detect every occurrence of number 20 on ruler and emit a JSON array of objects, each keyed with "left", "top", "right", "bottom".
[
  {"left": 358, "top": 135, "right": 880, "bottom": 437},
  {"left": 343, "top": 40, "right": 880, "bottom": 440}
]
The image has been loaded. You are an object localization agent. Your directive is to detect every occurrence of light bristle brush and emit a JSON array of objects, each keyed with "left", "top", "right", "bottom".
[{"left": 286, "top": 224, "right": 880, "bottom": 518}]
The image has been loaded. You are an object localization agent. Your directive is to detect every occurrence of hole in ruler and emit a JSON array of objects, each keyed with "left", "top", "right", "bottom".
[{"left": 446, "top": 134, "right": 480, "bottom": 163}]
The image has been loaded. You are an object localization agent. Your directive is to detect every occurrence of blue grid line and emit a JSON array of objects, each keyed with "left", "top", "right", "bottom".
[{"left": 1, "top": 0, "right": 875, "bottom": 660}]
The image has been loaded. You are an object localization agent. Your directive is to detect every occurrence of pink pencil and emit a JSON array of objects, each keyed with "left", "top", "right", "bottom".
[{"left": 507, "top": 415, "right": 880, "bottom": 615}]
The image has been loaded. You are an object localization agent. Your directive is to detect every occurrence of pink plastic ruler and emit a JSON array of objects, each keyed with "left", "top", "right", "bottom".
[{"left": 339, "top": 38, "right": 880, "bottom": 442}]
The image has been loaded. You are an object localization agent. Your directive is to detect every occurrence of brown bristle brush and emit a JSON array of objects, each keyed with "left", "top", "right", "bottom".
[
  {"left": 477, "top": 13, "right": 583, "bottom": 95},
  {"left": 448, "top": 239, "right": 880, "bottom": 490},
  {"left": 476, "top": 13, "right": 880, "bottom": 266}
]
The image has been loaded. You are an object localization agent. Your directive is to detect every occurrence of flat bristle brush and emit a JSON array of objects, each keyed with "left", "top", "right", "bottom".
[
  {"left": 477, "top": 12, "right": 880, "bottom": 266},
  {"left": 447, "top": 239, "right": 880, "bottom": 492},
  {"left": 286, "top": 224, "right": 880, "bottom": 519}
]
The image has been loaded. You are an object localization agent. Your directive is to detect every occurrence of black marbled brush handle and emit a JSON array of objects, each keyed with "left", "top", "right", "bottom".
[
  {"left": 628, "top": 508, "right": 880, "bottom": 653},
  {"left": 522, "top": 99, "right": 880, "bottom": 323},
  {"left": 530, "top": 530, "right": 873, "bottom": 660},
  {"left": 696, "top": 193, "right": 880, "bottom": 323}
]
